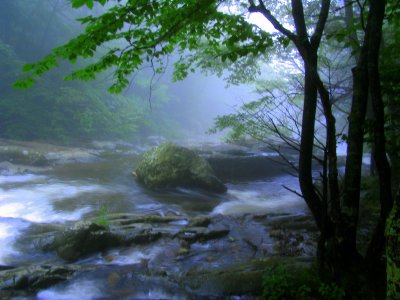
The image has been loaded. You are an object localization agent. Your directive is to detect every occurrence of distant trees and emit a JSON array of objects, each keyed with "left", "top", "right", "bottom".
[
  {"left": 17, "top": 0, "right": 397, "bottom": 296},
  {"left": 0, "top": 0, "right": 192, "bottom": 143}
]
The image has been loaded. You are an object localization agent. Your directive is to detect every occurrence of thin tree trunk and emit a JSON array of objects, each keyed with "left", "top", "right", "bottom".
[
  {"left": 315, "top": 73, "right": 340, "bottom": 218},
  {"left": 299, "top": 60, "right": 323, "bottom": 231}
]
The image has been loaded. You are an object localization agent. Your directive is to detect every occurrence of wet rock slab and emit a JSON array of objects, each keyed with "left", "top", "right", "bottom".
[
  {"left": 0, "top": 264, "right": 85, "bottom": 292},
  {"left": 6, "top": 213, "right": 317, "bottom": 298}
]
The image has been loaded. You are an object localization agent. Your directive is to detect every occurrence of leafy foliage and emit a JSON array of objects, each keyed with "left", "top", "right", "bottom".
[
  {"left": 262, "top": 263, "right": 345, "bottom": 300},
  {"left": 1, "top": 0, "right": 191, "bottom": 143},
  {"left": 209, "top": 81, "right": 300, "bottom": 146},
  {"left": 15, "top": 0, "right": 278, "bottom": 93},
  {"left": 381, "top": 12, "right": 400, "bottom": 158}
]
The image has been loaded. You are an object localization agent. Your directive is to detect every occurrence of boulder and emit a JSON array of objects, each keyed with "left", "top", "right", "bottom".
[
  {"left": 43, "top": 221, "right": 163, "bottom": 262},
  {"left": 44, "top": 222, "right": 121, "bottom": 262},
  {"left": 134, "top": 142, "right": 227, "bottom": 193}
]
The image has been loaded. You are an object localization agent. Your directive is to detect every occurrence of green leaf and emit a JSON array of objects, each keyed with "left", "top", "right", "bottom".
[
  {"left": 70, "top": 0, "right": 88, "bottom": 8},
  {"left": 86, "top": 0, "right": 94, "bottom": 9},
  {"left": 13, "top": 78, "right": 36, "bottom": 90},
  {"left": 22, "top": 64, "right": 35, "bottom": 72}
]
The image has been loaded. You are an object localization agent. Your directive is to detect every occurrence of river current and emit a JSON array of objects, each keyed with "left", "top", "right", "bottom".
[{"left": 0, "top": 144, "right": 309, "bottom": 299}]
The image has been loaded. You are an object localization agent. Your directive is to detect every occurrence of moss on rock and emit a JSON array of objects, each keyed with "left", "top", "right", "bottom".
[{"left": 135, "top": 142, "right": 227, "bottom": 193}]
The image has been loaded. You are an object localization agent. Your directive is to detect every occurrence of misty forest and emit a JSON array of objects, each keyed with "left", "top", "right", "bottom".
[{"left": 0, "top": 0, "right": 399, "bottom": 299}]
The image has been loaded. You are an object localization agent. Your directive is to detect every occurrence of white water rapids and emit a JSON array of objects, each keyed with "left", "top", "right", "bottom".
[{"left": 0, "top": 149, "right": 310, "bottom": 299}]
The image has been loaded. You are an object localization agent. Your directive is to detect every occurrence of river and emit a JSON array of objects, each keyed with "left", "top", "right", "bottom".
[{"left": 0, "top": 141, "right": 311, "bottom": 299}]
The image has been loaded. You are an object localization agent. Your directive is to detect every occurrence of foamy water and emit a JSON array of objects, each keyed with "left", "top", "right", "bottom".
[
  {"left": 0, "top": 218, "right": 30, "bottom": 264},
  {"left": 133, "top": 289, "right": 184, "bottom": 300},
  {"left": 0, "top": 174, "right": 109, "bottom": 264},
  {"left": 98, "top": 245, "right": 164, "bottom": 265},
  {"left": 0, "top": 180, "right": 105, "bottom": 223},
  {"left": 213, "top": 176, "right": 308, "bottom": 215},
  {"left": 0, "top": 174, "right": 45, "bottom": 184},
  {"left": 37, "top": 279, "right": 103, "bottom": 300}
]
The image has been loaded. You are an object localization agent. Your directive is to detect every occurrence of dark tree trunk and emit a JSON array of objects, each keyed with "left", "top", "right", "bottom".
[
  {"left": 251, "top": 0, "right": 389, "bottom": 294},
  {"left": 337, "top": 50, "right": 368, "bottom": 263},
  {"left": 248, "top": 1, "right": 331, "bottom": 235},
  {"left": 299, "top": 59, "right": 323, "bottom": 231},
  {"left": 339, "top": 0, "right": 372, "bottom": 265},
  {"left": 365, "top": 0, "right": 392, "bottom": 267}
]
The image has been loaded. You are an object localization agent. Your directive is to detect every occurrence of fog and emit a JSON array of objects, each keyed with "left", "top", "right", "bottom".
[
  {"left": 0, "top": 0, "right": 350, "bottom": 147},
  {"left": 0, "top": 0, "right": 263, "bottom": 145},
  {"left": 142, "top": 70, "right": 256, "bottom": 140}
]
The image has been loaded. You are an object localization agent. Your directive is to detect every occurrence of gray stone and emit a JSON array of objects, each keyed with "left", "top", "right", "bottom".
[
  {"left": 135, "top": 142, "right": 227, "bottom": 193},
  {"left": 43, "top": 221, "right": 164, "bottom": 262},
  {"left": 0, "top": 265, "right": 81, "bottom": 291}
]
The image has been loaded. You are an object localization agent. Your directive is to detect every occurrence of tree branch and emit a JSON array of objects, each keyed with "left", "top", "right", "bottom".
[
  {"left": 248, "top": 0, "right": 297, "bottom": 42},
  {"left": 291, "top": 0, "right": 308, "bottom": 42},
  {"left": 311, "top": 0, "right": 331, "bottom": 50}
]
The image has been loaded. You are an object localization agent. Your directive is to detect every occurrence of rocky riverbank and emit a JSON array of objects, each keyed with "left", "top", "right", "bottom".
[
  {"left": 0, "top": 212, "right": 317, "bottom": 298},
  {"left": 0, "top": 138, "right": 297, "bottom": 179},
  {"left": 0, "top": 138, "right": 315, "bottom": 298}
]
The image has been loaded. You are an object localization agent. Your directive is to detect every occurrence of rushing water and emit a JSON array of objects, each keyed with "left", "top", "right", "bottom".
[{"left": 0, "top": 147, "right": 309, "bottom": 299}]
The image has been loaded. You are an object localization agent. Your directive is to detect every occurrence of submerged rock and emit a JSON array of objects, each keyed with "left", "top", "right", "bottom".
[
  {"left": 44, "top": 222, "right": 121, "bottom": 262},
  {"left": 134, "top": 142, "right": 227, "bottom": 193},
  {"left": 0, "top": 265, "right": 82, "bottom": 292},
  {"left": 44, "top": 221, "right": 160, "bottom": 262}
]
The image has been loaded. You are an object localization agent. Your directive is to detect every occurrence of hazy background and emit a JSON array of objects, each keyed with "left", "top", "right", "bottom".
[{"left": 0, "top": 0, "right": 259, "bottom": 145}]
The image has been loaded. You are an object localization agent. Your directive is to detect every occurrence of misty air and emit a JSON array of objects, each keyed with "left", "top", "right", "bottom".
[{"left": 0, "top": 0, "right": 398, "bottom": 299}]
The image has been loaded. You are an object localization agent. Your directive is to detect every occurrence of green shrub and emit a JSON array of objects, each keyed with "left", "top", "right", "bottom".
[
  {"left": 262, "top": 263, "right": 345, "bottom": 300},
  {"left": 262, "top": 264, "right": 292, "bottom": 300},
  {"left": 318, "top": 282, "right": 345, "bottom": 300}
]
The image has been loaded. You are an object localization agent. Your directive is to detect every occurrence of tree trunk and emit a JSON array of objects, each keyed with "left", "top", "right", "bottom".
[
  {"left": 299, "top": 58, "right": 323, "bottom": 231},
  {"left": 334, "top": 33, "right": 369, "bottom": 276},
  {"left": 365, "top": 0, "right": 392, "bottom": 267}
]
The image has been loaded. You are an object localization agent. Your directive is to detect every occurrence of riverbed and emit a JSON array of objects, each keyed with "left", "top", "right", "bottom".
[{"left": 0, "top": 140, "right": 313, "bottom": 299}]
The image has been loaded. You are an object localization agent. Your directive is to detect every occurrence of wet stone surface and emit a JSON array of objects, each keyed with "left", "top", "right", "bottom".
[
  {"left": 0, "top": 139, "right": 315, "bottom": 299},
  {"left": 0, "top": 212, "right": 317, "bottom": 299}
]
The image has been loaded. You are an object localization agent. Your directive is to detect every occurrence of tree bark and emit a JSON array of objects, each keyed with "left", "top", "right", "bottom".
[
  {"left": 248, "top": 0, "right": 331, "bottom": 232},
  {"left": 365, "top": 0, "right": 392, "bottom": 267},
  {"left": 332, "top": 13, "right": 372, "bottom": 274},
  {"left": 339, "top": 42, "right": 368, "bottom": 265},
  {"left": 299, "top": 58, "right": 324, "bottom": 231}
]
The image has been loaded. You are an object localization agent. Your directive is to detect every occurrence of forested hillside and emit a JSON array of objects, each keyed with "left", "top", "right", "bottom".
[{"left": 0, "top": 0, "right": 212, "bottom": 143}]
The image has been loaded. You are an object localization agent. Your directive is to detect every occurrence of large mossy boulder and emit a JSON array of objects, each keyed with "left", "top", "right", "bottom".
[{"left": 135, "top": 142, "right": 227, "bottom": 193}]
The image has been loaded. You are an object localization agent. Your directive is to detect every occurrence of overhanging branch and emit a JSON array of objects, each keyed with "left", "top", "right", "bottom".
[{"left": 248, "top": 0, "right": 297, "bottom": 43}]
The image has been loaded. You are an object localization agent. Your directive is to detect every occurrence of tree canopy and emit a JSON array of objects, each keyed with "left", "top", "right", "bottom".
[{"left": 15, "top": 0, "right": 278, "bottom": 91}]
